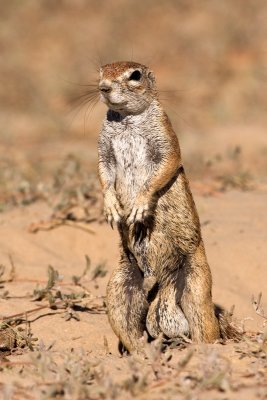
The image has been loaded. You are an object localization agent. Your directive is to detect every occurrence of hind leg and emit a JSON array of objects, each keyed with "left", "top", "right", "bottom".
[
  {"left": 146, "top": 284, "right": 189, "bottom": 339},
  {"left": 181, "top": 241, "right": 220, "bottom": 342},
  {"left": 145, "top": 241, "right": 219, "bottom": 342},
  {"left": 106, "top": 251, "right": 149, "bottom": 354}
]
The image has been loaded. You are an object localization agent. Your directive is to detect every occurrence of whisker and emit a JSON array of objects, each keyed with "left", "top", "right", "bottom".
[
  {"left": 122, "top": 89, "right": 190, "bottom": 129},
  {"left": 71, "top": 98, "right": 98, "bottom": 117},
  {"left": 66, "top": 88, "right": 99, "bottom": 129},
  {"left": 76, "top": 94, "right": 99, "bottom": 112},
  {"left": 158, "top": 88, "right": 186, "bottom": 93},
  {"left": 72, "top": 83, "right": 98, "bottom": 88},
  {"left": 90, "top": 50, "right": 104, "bottom": 71},
  {"left": 69, "top": 90, "right": 99, "bottom": 106},
  {"left": 70, "top": 91, "right": 98, "bottom": 102},
  {"left": 160, "top": 99, "right": 191, "bottom": 129},
  {"left": 60, "top": 77, "right": 99, "bottom": 88},
  {"left": 77, "top": 89, "right": 99, "bottom": 96},
  {"left": 83, "top": 96, "right": 99, "bottom": 135}
]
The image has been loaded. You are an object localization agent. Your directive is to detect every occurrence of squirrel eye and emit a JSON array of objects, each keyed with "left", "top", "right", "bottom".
[{"left": 129, "top": 70, "right": 141, "bottom": 81}]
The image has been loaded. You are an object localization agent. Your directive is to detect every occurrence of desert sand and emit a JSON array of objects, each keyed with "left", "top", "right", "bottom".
[{"left": 1, "top": 2, "right": 267, "bottom": 399}]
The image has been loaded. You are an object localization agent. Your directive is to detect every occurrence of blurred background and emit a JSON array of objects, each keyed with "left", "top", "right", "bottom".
[{"left": 1, "top": 0, "right": 267, "bottom": 207}]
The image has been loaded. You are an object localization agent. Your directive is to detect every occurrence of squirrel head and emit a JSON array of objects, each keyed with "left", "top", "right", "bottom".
[{"left": 99, "top": 61, "right": 157, "bottom": 115}]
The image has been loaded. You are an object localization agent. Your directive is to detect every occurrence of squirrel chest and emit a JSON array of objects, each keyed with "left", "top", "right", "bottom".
[{"left": 106, "top": 117, "right": 161, "bottom": 208}]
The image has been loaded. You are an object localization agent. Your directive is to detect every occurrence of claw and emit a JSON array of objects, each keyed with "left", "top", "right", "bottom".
[
  {"left": 107, "top": 213, "right": 112, "bottom": 225},
  {"left": 134, "top": 222, "right": 147, "bottom": 244},
  {"left": 128, "top": 207, "right": 137, "bottom": 224},
  {"left": 114, "top": 204, "right": 122, "bottom": 219},
  {"left": 103, "top": 191, "right": 123, "bottom": 227},
  {"left": 105, "top": 204, "right": 122, "bottom": 228},
  {"left": 128, "top": 203, "right": 150, "bottom": 225},
  {"left": 113, "top": 213, "right": 120, "bottom": 224}
]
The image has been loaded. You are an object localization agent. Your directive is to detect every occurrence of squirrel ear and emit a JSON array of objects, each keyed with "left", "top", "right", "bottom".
[
  {"left": 148, "top": 71, "right": 155, "bottom": 81},
  {"left": 147, "top": 71, "right": 156, "bottom": 87}
]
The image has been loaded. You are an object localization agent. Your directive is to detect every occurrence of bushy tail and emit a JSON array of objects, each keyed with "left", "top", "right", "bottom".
[{"left": 215, "top": 305, "right": 243, "bottom": 342}]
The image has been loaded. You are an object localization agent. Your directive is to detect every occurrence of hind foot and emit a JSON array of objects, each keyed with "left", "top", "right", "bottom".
[{"left": 146, "top": 286, "right": 189, "bottom": 339}]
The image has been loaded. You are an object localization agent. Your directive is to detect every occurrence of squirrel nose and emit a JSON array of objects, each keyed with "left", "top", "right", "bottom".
[{"left": 99, "top": 82, "right": 112, "bottom": 93}]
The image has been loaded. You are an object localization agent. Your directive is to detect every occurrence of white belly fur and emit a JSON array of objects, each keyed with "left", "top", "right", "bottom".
[{"left": 112, "top": 133, "right": 150, "bottom": 210}]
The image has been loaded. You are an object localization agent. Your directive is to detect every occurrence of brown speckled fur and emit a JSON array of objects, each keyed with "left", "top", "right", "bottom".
[
  {"left": 98, "top": 61, "right": 228, "bottom": 353},
  {"left": 100, "top": 61, "right": 148, "bottom": 80}
]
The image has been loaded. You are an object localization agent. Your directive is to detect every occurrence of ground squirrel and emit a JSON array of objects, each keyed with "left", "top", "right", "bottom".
[{"left": 97, "top": 61, "right": 234, "bottom": 353}]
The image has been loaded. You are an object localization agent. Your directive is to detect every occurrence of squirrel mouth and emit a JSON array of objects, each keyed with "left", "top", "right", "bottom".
[
  {"left": 107, "top": 101, "right": 128, "bottom": 111},
  {"left": 109, "top": 101, "right": 127, "bottom": 107}
]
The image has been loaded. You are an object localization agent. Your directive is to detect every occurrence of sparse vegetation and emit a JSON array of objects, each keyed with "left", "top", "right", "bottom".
[
  {"left": 0, "top": 257, "right": 106, "bottom": 357},
  {"left": 0, "top": 253, "right": 266, "bottom": 399},
  {"left": 0, "top": 1, "right": 267, "bottom": 399}
]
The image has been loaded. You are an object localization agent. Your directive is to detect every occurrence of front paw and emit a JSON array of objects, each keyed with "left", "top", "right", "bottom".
[
  {"left": 127, "top": 202, "right": 150, "bottom": 225},
  {"left": 104, "top": 192, "right": 123, "bottom": 228}
]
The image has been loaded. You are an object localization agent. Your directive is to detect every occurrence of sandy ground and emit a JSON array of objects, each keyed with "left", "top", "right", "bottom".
[
  {"left": 0, "top": 188, "right": 266, "bottom": 399},
  {"left": 1, "top": 2, "right": 267, "bottom": 398}
]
